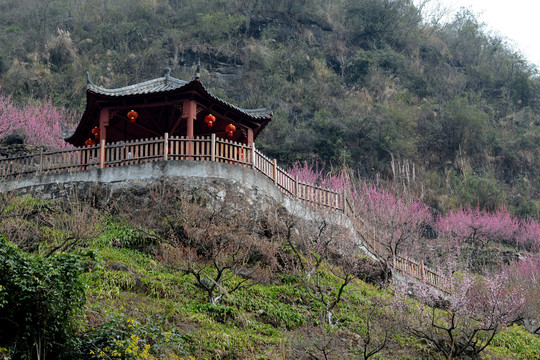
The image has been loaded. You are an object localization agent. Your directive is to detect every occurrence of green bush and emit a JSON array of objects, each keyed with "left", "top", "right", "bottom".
[
  {"left": 196, "top": 303, "right": 238, "bottom": 324},
  {"left": 455, "top": 172, "right": 505, "bottom": 211},
  {"left": 0, "top": 237, "right": 86, "bottom": 359},
  {"left": 102, "top": 218, "right": 159, "bottom": 253},
  {"left": 81, "top": 311, "right": 187, "bottom": 360}
]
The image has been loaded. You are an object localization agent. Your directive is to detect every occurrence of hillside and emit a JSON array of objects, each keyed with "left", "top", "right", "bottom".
[
  {"left": 1, "top": 191, "right": 539, "bottom": 360},
  {"left": 0, "top": 0, "right": 538, "bottom": 217},
  {"left": 0, "top": 1, "right": 539, "bottom": 358}
]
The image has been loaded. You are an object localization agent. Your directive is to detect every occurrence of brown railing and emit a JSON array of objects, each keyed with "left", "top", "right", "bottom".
[
  {"left": 0, "top": 146, "right": 101, "bottom": 177},
  {"left": 394, "top": 257, "right": 451, "bottom": 293},
  {"left": 0, "top": 134, "right": 343, "bottom": 211},
  {"left": 0, "top": 133, "right": 451, "bottom": 293},
  {"left": 252, "top": 148, "right": 343, "bottom": 211},
  {"left": 353, "top": 218, "right": 451, "bottom": 294}
]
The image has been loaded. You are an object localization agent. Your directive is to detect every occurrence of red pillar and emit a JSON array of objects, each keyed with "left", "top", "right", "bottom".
[
  {"left": 99, "top": 108, "right": 109, "bottom": 168},
  {"left": 247, "top": 128, "right": 254, "bottom": 146},
  {"left": 183, "top": 100, "right": 196, "bottom": 158}
]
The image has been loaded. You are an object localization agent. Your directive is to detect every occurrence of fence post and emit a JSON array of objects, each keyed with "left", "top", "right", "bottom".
[
  {"left": 100, "top": 139, "right": 106, "bottom": 169},
  {"left": 273, "top": 159, "right": 277, "bottom": 185},
  {"left": 251, "top": 142, "right": 256, "bottom": 169},
  {"left": 164, "top": 133, "right": 169, "bottom": 161},
  {"left": 188, "top": 136, "right": 193, "bottom": 160},
  {"left": 211, "top": 133, "right": 216, "bottom": 162},
  {"left": 295, "top": 176, "right": 299, "bottom": 198},
  {"left": 341, "top": 190, "right": 346, "bottom": 214},
  {"left": 420, "top": 260, "right": 425, "bottom": 281}
]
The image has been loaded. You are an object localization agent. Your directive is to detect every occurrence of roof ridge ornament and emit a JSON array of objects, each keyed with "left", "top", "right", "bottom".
[
  {"left": 162, "top": 67, "right": 171, "bottom": 84},
  {"left": 194, "top": 59, "right": 200, "bottom": 81}
]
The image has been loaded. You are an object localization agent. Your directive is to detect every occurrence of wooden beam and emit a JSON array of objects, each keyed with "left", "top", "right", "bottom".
[
  {"left": 247, "top": 128, "right": 254, "bottom": 145},
  {"left": 170, "top": 114, "right": 184, "bottom": 136},
  {"left": 108, "top": 122, "right": 161, "bottom": 138},
  {"left": 99, "top": 108, "right": 109, "bottom": 148},
  {"left": 140, "top": 107, "right": 162, "bottom": 134}
]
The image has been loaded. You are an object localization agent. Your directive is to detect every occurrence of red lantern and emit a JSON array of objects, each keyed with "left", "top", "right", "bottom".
[
  {"left": 225, "top": 123, "right": 236, "bottom": 138},
  {"left": 85, "top": 138, "right": 96, "bottom": 146},
  {"left": 91, "top": 126, "right": 100, "bottom": 139},
  {"left": 204, "top": 114, "right": 216, "bottom": 128},
  {"left": 127, "top": 110, "right": 138, "bottom": 123}
]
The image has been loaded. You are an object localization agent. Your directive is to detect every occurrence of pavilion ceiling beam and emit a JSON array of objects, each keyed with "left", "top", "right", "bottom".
[
  {"left": 109, "top": 118, "right": 161, "bottom": 138},
  {"left": 140, "top": 108, "right": 163, "bottom": 134},
  {"left": 169, "top": 115, "right": 184, "bottom": 136}
]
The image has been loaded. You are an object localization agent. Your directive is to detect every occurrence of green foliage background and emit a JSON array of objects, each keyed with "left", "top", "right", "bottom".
[{"left": 0, "top": 0, "right": 538, "bottom": 216}]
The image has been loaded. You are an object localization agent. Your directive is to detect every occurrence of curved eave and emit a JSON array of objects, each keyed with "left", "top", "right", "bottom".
[
  {"left": 188, "top": 80, "right": 273, "bottom": 121},
  {"left": 187, "top": 80, "right": 272, "bottom": 135},
  {"left": 86, "top": 76, "right": 188, "bottom": 96},
  {"left": 64, "top": 91, "right": 99, "bottom": 146}
]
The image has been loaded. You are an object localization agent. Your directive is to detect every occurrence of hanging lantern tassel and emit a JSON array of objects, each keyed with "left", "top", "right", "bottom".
[
  {"left": 225, "top": 123, "right": 236, "bottom": 138},
  {"left": 204, "top": 114, "right": 216, "bottom": 128},
  {"left": 91, "top": 126, "right": 100, "bottom": 139},
  {"left": 127, "top": 110, "right": 138, "bottom": 123}
]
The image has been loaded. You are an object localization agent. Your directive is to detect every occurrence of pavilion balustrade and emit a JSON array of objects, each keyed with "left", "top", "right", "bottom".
[{"left": 0, "top": 134, "right": 343, "bottom": 210}]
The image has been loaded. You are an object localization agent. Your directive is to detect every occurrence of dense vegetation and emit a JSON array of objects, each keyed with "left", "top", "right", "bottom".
[
  {"left": 1, "top": 193, "right": 539, "bottom": 359},
  {"left": 0, "top": 0, "right": 538, "bottom": 217}
]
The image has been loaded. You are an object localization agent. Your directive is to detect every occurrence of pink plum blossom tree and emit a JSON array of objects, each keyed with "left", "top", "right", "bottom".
[
  {"left": 436, "top": 208, "right": 520, "bottom": 249},
  {"left": 518, "top": 218, "right": 540, "bottom": 252},
  {"left": 505, "top": 253, "right": 540, "bottom": 333},
  {"left": 288, "top": 161, "right": 352, "bottom": 192},
  {"left": 0, "top": 88, "right": 77, "bottom": 150},
  {"left": 435, "top": 207, "right": 521, "bottom": 271},
  {"left": 398, "top": 270, "right": 525, "bottom": 359},
  {"left": 353, "top": 185, "right": 432, "bottom": 267}
]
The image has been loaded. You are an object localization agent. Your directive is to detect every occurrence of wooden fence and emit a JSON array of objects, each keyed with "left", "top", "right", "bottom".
[
  {"left": 0, "top": 134, "right": 343, "bottom": 211},
  {"left": 0, "top": 133, "right": 450, "bottom": 293},
  {"left": 353, "top": 217, "right": 451, "bottom": 294}
]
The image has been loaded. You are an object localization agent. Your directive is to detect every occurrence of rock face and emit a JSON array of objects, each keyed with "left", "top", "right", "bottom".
[
  {"left": 0, "top": 160, "right": 350, "bottom": 225},
  {"left": 0, "top": 160, "right": 360, "bottom": 247},
  {"left": 0, "top": 134, "right": 39, "bottom": 158},
  {"left": 174, "top": 47, "right": 246, "bottom": 100}
]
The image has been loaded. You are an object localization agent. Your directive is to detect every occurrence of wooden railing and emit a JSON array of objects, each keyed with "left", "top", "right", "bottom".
[
  {"left": 353, "top": 219, "right": 451, "bottom": 294},
  {"left": 251, "top": 148, "right": 343, "bottom": 211},
  {"left": 0, "top": 133, "right": 451, "bottom": 293},
  {"left": 394, "top": 257, "right": 451, "bottom": 293},
  {"left": 0, "top": 134, "right": 343, "bottom": 211},
  {"left": 0, "top": 146, "right": 101, "bottom": 177}
]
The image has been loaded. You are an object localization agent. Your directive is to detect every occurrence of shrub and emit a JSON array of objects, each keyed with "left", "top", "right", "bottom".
[
  {"left": 0, "top": 237, "right": 86, "bottom": 359},
  {"left": 81, "top": 311, "right": 187, "bottom": 360},
  {"left": 354, "top": 256, "right": 389, "bottom": 288}
]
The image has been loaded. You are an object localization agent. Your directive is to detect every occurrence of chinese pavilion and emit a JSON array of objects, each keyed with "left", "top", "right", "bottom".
[{"left": 65, "top": 68, "right": 272, "bottom": 147}]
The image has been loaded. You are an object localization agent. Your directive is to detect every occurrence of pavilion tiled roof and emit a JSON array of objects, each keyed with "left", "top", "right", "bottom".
[
  {"left": 87, "top": 76, "right": 188, "bottom": 96},
  {"left": 86, "top": 72, "right": 273, "bottom": 120}
]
